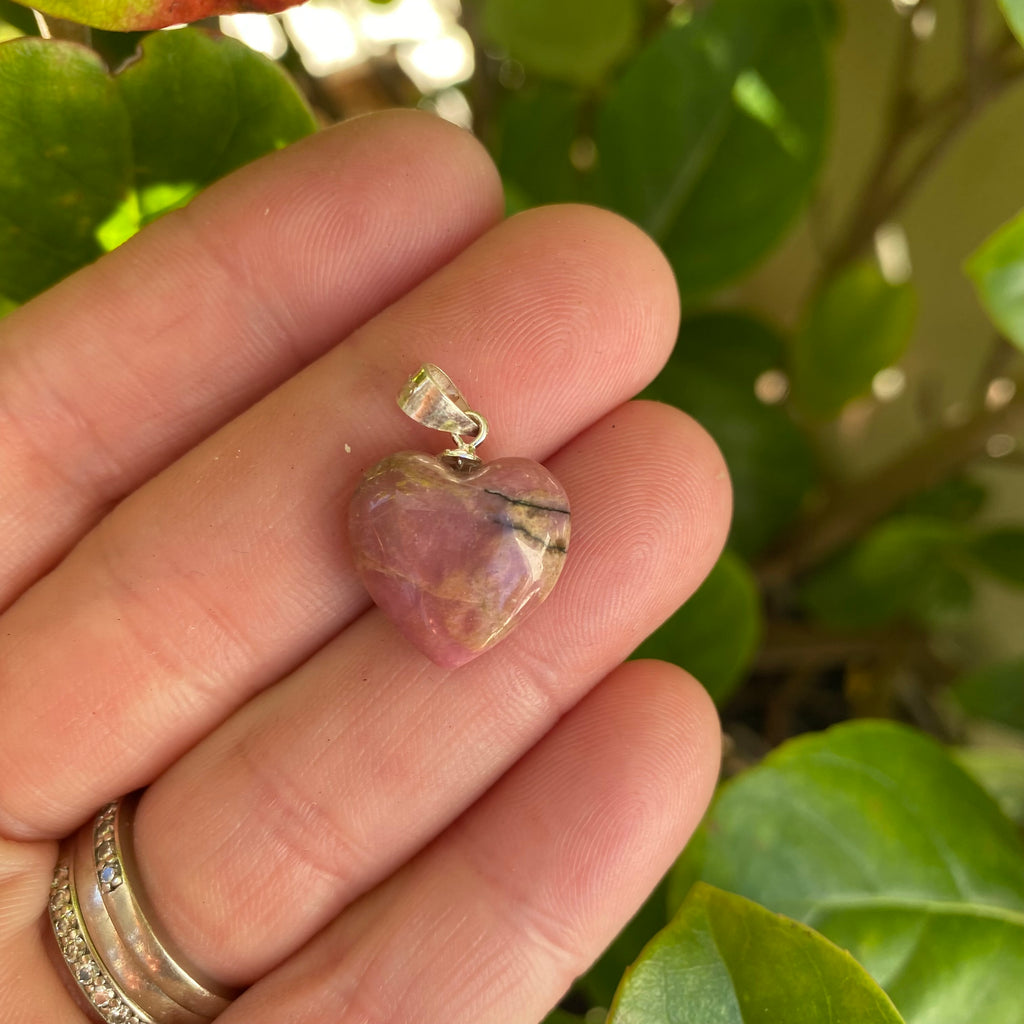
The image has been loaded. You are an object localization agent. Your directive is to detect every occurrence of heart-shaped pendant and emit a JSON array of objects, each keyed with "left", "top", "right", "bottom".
[{"left": 348, "top": 366, "right": 571, "bottom": 668}]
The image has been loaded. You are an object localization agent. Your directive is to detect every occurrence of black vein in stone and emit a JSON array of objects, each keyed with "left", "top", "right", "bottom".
[
  {"left": 489, "top": 515, "right": 569, "bottom": 554},
  {"left": 483, "top": 488, "right": 570, "bottom": 516}
]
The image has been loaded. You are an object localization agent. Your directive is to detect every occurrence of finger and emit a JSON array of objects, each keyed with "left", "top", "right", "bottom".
[
  {"left": 0, "top": 835, "right": 85, "bottom": 1024},
  {"left": 131, "top": 399, "right": 730, "bottom": 984},
  {"left": 0, "top": 110, "right": 502, "bottom": 607},
  {"left": 221, "top": 659, "right": 721, "bottom": 1024},
  {"left": 0, "top": 204, "right": 683, "bottom": 839}
]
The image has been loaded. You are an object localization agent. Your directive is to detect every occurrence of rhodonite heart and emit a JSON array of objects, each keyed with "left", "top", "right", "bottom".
[{"left": 348, "top": 451, "right": 571, "bottom": 668}]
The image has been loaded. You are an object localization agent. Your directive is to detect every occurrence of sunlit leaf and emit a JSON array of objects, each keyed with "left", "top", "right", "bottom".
[
  {"left": 966, "top": 206, "right": 1024, "bottom": 350},
  {"left": 997, "top": 0, "right": 1024, "bottom": 50},
  {"left": 594, "top": 0, "right": 830, "bottom": 296},
  {"left": 609, "top": 884, "right": 905, "bottom": 1024},
  {"left": 483, "top": 0, "right": 639, "bottom": 86},
  {"left": 117, "top": 28, "right": 316, "bottom": 224},
  {"left": 818, "top": 904, "right": 1024, "bottom": 1024},
  {"left": 792, "top": 259, "right": 917, "bottom": 417},
  {"left": 31, "top": 0, "right": 298, "bottom": 32},
  {"left": 634, "top": 549, "right": 761, "bottom": 705},
  {"left": 670, "top": 721, "right": 1024, "bottom": 1024},
  {"left": 952, "top": 657, "right": 1024, "bottom": 733},
  {"left": 957, "top": 746, "right": 1024, "bottom": 827},
  {"left": 644, "top": 312, "right": 817, "bottom": 556},
  {"left": 95, "top": 189, "right": 141, "bottom": 252},
  {"left": 0, "top": 38, "right": 132, "bottom": 303},
  {"left": 0, "top": 30, "right": 315, "bottom": 302}
]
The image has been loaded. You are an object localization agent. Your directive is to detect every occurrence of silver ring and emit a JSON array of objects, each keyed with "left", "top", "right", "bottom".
[{"left": 49, "top": 793, "right": 239, "bottom": 1023}]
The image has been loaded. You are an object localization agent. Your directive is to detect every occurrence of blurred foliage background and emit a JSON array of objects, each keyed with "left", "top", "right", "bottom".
[{"left": 3, "top": 0, "right": 1024, "bottom": 1021}]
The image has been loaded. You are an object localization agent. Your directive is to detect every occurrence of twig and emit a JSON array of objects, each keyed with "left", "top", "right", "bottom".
[
  {"left": 822, "top": 14, "right": 1024, "bottom": 278},
  {"left": 820, "top": 12, "right": 919, "bottom": 277},
  {"left": 758, "top": 372, "right": 1024, "bottom": 588},
  {"left": 754, "top": 620, "right": 915, "bottom": 674},
  {"left": 963, "top": 0, "right": 984, "bottom": 107}
]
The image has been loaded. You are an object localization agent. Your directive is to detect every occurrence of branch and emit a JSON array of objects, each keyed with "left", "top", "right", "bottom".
[
  {"left": 754, "top": 620, "right": 916, "bottom": 674},
  {"left": 819, "top": 12, "right": 919, "bottom": 278},
  {"left": 963, "top": 0, "right": 983, "bottom": 107},
  {"left": 758, "top": 371, "right": 1024, "bottom": 588},
  {"left": 822, "top": 13, "right": 1024, "bottom": 278}
]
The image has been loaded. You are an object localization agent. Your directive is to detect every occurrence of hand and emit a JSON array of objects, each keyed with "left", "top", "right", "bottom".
[{"left": 0, "top": 110, "right": 729, "bottom": 1024}]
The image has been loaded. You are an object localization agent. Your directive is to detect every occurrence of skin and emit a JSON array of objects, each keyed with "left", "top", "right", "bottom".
[{"left": 0, "top": 110, "right": 731, "bottom": 1024}]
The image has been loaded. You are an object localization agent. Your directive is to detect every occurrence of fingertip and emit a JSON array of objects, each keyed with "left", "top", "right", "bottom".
[
  {"left": 555, "top": 400, "right": 732, "bottom": 648},
  {"left": 177, "top": 109, "right": 505, "bottom": 321},
  {"left": 191, "top": 106, "right": 504, "bottom": 221},
  {"left": 481, "top": 656, "right": 721, "bottom": 962},
  {"left": 624, "top": 658, "right": 723, "bottom": 822},
  {"left": 504, "top": 203, "right": 681, "bottom": 377},
  {"left": 346, "top": 108, "right": 505, "bottom": 211},
  {"left": 630, "top": 398, "right": 734, "bottom": 571}
]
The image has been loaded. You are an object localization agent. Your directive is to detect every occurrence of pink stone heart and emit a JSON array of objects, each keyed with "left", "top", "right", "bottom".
[{"left": 348, "top": 451, "right": 571, "bottom": 668}]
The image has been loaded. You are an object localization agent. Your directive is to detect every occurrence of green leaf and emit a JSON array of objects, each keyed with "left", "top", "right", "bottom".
[
  {"left": 966, "top": 207, "right": 1024, "bottom": 350},
  {"left": 609, "top": 883, "right": 905, "bottom": 1024},
  {"left": 493, "top": 83, "right": 584, "bottom": 207},
  {"left": 644, "top": 312, "right": 817, "bottom": 556},
  {"left": 117, "top": 28, "right": 316, "bottom": 224},
  {"left": 673, "top": 720, "right": 1024, "bottom": 919},
  {"left": 815, "top": 905, "right": 1024, "bottom": 1024},
  {"left": 957, "top": 746, "right": 1024, "bottom": 827},
  {"left": 897, "top": 475, "right": 987, "bottom": 523},
  {"left": 968, "top": 528, "right": 1024, "bottom": 587},
  {"left": 541, "top": 1012, "right": 586, "bottom": 1024},
  {"left": 997, "top": 1, "right": 1024, "bottom": 54},
  {"left": 0, "top": 30, "right": 315, "bottom": 303},
  {"left": 0, "top": 38, "right": 132, "bottom": 303},
  {"left": 483, "top": 0, "right": 639, "bottom": 86},
  {"left": 594, "top": 0, "right": 830, "bottom": 296},
  {"left": 670, "top": 721, "right": 1024, "bottom": 1024},
  {"left": 952, "top": 658, "right": 1024, "bottom": 733},
  {"left": 800, "top": 516, "right": 968, "bottom": 629},
  {"left": 634, "top": 549, "right": 762, "bottom": 705},
  {"left": 31, "top": 0, "right": 298, "bottom": 32},
  {"left": 792, "top": 259, "right": 917, "bottom": 417}
]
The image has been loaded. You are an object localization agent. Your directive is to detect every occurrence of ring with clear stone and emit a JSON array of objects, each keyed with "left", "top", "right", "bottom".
[{"left": 48, "top": 793, "right": 239, "bottom": 1023}]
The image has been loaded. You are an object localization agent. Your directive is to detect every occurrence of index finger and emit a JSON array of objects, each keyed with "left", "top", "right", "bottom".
[{"left": 0, "top": 111, "right": 502, "bottom": 608}]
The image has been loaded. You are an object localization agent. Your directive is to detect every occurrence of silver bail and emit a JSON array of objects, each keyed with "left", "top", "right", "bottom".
[
  {"left": 398, "top": 364, "right": 489, "bottom": 466},
  {"left": 398, "top": 364, "right": 481, "bottom": 437}
]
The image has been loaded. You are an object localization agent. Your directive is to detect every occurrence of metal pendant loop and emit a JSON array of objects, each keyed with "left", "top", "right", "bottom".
[
  {"left": 399, "top": 364, "right": 489, "bottom": 464},
  {"left": 450, "top": 410, "right": 488, "bottom": 452},
  {"left": 398, "top": 364, "right": 481, "bottom": 438}
]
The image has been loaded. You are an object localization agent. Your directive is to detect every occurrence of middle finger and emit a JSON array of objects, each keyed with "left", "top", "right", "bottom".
[{"left": 0, "top": 205, "right": 679, "bottom": 839}]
